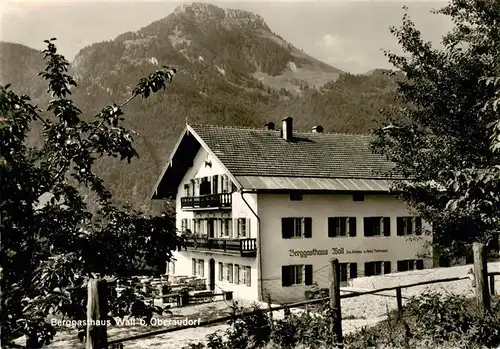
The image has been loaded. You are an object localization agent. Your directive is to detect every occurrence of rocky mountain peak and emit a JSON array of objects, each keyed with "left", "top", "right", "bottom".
[{"left": 173, "top": 2, "right": 270, "bottom": 31}]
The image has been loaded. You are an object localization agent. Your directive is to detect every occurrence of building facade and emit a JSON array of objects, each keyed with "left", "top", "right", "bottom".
[{"left": 151, "top": 118, "right": 432, "bottom": 303}]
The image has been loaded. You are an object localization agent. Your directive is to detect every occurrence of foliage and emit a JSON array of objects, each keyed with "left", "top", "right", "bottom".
[
  {"left": 182, "top": 302, "right": 341, "bottom": 349},
  {"left": 184, "top": 294, "right": 500, "bottom": 349},
  {"left": 0, "top": 39, "right": 180, "bottom": 347},
  {"left": 2, "top": 3, "right": 403, "bottom": 212},
  {"left": 372, "top": 0, "right": 500, "bottom": 259},
  {"left": 404, "top": 291, "right": 500, "bottom": 348}
]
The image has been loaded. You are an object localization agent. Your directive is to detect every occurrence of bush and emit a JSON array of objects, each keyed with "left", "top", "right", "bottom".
[
  {"left": 404, "top": 291, "right": 500, "bottom": 348},
  {"left": 184, "top": 293, "right": 500, "bottom": 349}
]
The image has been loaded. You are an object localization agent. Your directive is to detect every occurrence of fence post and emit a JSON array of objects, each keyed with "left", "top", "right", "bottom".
[
  {"left": 396, "top": 287, "right": 403, "bottom": 315},
  {"left": 473, "top": 242, "right": 490, "bottom": 312},
  {"left": 86, "top": 278, "right": 108, "bottom": 349},
  {"left": 490, "top": 275, "right": 496, "bottom": 296},
  {"left": 329, "top": 258, "right": 343, "bottom": 346}
]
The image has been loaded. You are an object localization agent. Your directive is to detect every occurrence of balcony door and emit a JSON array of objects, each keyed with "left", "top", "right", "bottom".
[
  {"left": 200, "top": 177, "right": 210, "bottom": 195},
  {"left": 207, "top": 219, "right": 215, "bottom": 238}
]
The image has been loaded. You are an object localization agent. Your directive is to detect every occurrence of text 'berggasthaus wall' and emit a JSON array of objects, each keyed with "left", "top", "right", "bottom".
[{"left": 289, "top": 248, "right": 389, "bottom": 258}]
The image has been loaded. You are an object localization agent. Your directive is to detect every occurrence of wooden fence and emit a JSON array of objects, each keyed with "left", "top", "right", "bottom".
[
  {"left": 9, "top": 243, "right": 496, "bottom": 349},
  {"left": 83, "top": 242, "right": 498, "bottom": 349}
]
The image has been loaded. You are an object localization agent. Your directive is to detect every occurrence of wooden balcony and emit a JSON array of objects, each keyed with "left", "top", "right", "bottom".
[
  {"left": 180, "top": 193, "right": 232, "bottom": 210},
  {"left": 184, "top": 236, "right": 257, "bottom": 257}
]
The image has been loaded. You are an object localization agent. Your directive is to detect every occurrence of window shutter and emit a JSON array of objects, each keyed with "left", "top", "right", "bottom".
[
  {"left": 246, "top": 266, "right": 251, "bottom": 286},
  {"left": 233, "top": 218, "right": 237, "bottom": 238},
  {"left": 349, "top": 217, "right": 357, "bottom": 237},
  {"left": 416, "top": 260, "right": 424, "bottom": 270},
  {"left": 349, "top": 263, "right": 358, "bottom": 279},
  {"left": 397, "top": 217, "right": 404, "bottom": 236},
  {"left": 246, "top": 218, "right": 251, "bottom": 237},
  {"left": 364, "top": 262, "right": 371, "bottom": 277},
  {"left": 384, "top": 261, "right": 391, "bottom": 274},
  {"left": 415, "top": 217, "right": 422, "bottom": 235},
  {"left": 282, "top": 266, "right": 291, "bottom": 286},
  {"left": 282, "top": 218, "right": 293, "bottom": 239},
  {"left": 328, "top": 217, "right": 335, "bottom": 237},
  {"left": 192, "top": 259, "right": 196, "bottom": 276},
  {"left": 364, "top": 218, "right": 372, "bottom": 237},
  {"left": 219, "top": 262, "right": 223, "bottom": 281},
  {"left": 304, "top": 265, "right": 313, "bottom": 285},
  {"left": 383, "top": 217, "right": 391, "bottom": 236},
  {"left": 212, "top": 175, "right": 218, "bottom": 194},
  {"left": 228, "top": 264, "right": 233, "bottom": 283},
  {"left": 304, "top": 217, "right": 312, "bottom": 238},
  {"left": 235, "top": 265, "right": 240, "bottom": 284}
]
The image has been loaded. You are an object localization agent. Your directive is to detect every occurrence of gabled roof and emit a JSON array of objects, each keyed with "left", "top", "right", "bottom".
[
  {"left": 189, "top": 124, "right": 399, "bottom": 179},
  {"left": 151, "top": 124, "right": 402, "bottom": 199}
]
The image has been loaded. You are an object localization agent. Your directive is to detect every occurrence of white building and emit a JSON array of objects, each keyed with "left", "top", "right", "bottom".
[{"left": 151, "top": 118, "right": 432, "bottom": 303}]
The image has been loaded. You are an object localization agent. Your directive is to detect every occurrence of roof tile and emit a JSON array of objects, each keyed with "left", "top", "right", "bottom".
[{"left": 190, "top": 124, "right": 400, "bottom": 179}]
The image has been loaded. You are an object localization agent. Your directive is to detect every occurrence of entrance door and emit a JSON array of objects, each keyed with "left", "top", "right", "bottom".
[{"left": 209, "top": 258, "right": 215, "bottom": 291}]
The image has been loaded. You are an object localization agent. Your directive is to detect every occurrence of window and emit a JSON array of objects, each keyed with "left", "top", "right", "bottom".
[
  {"left": 197, "top": 259, "right": 204, "bottom": 277},
  {"left": 328, "top": 217, "right": 357, "bottom": 237},
  {"left": 218, "top": 262, "right": 223, "bottom": 281},
  {"left": 397, "top": 259, "right": 424, "bottom": 272},
  {"left": 184, "top": 184, "right": 190, "bottom": 196},
  {"left": 365, "top": 261, "right": 387, "bottom": 276},
  {"left": 193, "top": 219, "right": 201, "bottom": 234},
  {"left": 221, "top": 218, "right": 231, "bottom": 237},
  {"left": 227, "top": 264, "right": 233, "bottom": 283},
  {"left": 237, "top": 218, "right": 249, "bottom": 237},
  {"left": 397, "top": 217, "right": 423, "bottom": 236},
  {"left": 353, "top": 193, "right": 365, "bottom": 201},
  {"left": 245, "top": 266, "right": 251, "bottom": 287},
  {"left": 397, "top": 260, "right": 414, "bottom": 272},
  {"left": 364, "top": 217, "right": 391, "bottom": 237},
  {"left": 181, "top": 218, "right": 188, "bottom": 232},
  {"left": 235, "top": 264, "right": 240, "bottom": 284},
  {"left": 282, "top": 265, "right": 313, "bottom": 286},
  {"left": 290, "top": 193, "right": 303, "bottom": 201},
  {"left": 282, "top": 217, "right": 312, "bottom": 239}
]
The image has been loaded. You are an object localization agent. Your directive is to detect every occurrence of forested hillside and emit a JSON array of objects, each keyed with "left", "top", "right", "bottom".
[{"left": 0, "top": 3, "right": 402, "bottom": 210}]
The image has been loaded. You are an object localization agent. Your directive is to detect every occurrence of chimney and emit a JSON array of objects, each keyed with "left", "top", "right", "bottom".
[
  {"left": 282, "top": 117, "right": 293, "bottom": 140},
  {"left": 312, "top": 125, "right": 324, "bottom": 133},
  {"left": 265, "top": 122, "right": 275, "bottom": 130}
]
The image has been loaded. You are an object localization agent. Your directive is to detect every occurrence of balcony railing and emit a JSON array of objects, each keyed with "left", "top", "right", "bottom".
[
  {"left": 180, "top": 193, "right": 232, "bottom": 210},
  {"left": 183, "top": 236, "right": 257, "bottom": 257}
]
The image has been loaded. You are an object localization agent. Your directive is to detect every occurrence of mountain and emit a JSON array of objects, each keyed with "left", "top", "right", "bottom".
[
  {"left": 0, "top": 2, "right": 401, "bottom": 211},
  {"left": 0, "top": 42, "right": 46, "bottom": 97}
]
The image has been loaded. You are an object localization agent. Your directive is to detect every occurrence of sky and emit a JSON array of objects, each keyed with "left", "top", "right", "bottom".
[{"left": 1, "top": 0, "right": 454, "bottom": 73}]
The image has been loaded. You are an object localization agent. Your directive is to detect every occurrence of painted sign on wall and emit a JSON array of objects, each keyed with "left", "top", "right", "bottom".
[{"left": 289, "top": 248, "right": 388, "bottom": 258}]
